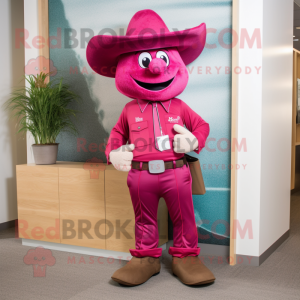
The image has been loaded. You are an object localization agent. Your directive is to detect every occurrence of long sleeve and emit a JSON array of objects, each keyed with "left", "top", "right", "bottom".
[
  {"left": 181, "top": 100, "right": 210, "bottom": 154},
  {"left": 105, "top": 105, "right": 129, "bottom": 164}
]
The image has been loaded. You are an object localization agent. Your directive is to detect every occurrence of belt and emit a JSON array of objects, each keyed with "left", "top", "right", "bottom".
[{"left": 131, "top": 157, "right": 188, "bottom": 172}]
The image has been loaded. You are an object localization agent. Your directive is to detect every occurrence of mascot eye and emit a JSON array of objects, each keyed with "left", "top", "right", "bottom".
[
  {"left": 138, "top": 52, "right": 152, "bottom": 68},
  {"left": 156, "top": 51, "right": 169, "bottom": 66}
]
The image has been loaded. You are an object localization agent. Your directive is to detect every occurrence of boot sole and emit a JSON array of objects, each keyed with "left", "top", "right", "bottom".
[
  {"left": 173, "top": 273, "right": 215, "bottom": 286},
  {"left": 112, "top": 272, "right": 160, "bottom": 287},
  {"left": 185, "top": 278, "right": 215, "bottom": 286}
]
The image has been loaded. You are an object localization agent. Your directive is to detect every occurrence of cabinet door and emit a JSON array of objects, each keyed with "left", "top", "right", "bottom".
[
  {"left": 16, "top": 165, "right": 60, "bottom": 243},
  {"left": 59, "top": 166, "right": 106, "bottom": 249},
  {"left": 105, "top": 169, "right": 135, "bottom": 252},
  {"left": 105, "top": 166, "right": 168, "bottom": 253}
]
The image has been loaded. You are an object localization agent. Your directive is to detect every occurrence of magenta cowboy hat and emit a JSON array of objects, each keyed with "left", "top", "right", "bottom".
[{"left": 86, "top": 9, "right": 206, "bottom": 78}]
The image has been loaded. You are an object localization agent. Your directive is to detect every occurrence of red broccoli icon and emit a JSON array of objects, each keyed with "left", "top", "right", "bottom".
[
  {"left": 23, "top": 247, "right": 56, "bottom": 277},
  {"left": 83, "top": 157, "right": 106, "bottom": 179},
  {"left": 25, "top": 56, "right": 57, "bottom": 76}
]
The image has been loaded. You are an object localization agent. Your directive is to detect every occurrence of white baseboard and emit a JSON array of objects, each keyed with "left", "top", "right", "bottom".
[
  {"left": 22, "top": 238, "right": 228, "bottom": 260},
  {"left": 198, "top": 243, "right": 229, "bottom": 256},
  {"left": 22, "top": 239, "right": 167, "bottom": 261}
]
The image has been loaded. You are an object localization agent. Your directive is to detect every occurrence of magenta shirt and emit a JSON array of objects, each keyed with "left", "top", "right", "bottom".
[{"left": 105, "top": 98, "right": 210, "bottom": 163}]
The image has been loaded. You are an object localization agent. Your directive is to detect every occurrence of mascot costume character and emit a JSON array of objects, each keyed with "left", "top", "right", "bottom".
[{"left": 87, "top": 9, "right": 215, "bottom": 286}]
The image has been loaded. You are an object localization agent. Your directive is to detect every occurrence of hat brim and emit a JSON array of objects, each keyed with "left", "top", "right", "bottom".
[{"left": 87, "top": 23, "right": 206, "bottom": 78}]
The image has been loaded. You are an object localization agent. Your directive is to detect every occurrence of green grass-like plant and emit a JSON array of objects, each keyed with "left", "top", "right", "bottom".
[{"left": 5, "top": 72, "right": 79, "bottom": 145}]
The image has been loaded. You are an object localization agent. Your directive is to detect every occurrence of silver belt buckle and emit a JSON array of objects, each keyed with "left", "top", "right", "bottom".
[{"left": 148, "top": 160, "right": 165, "bottom": 174}]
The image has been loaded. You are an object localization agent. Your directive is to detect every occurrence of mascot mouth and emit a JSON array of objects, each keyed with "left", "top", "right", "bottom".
[{"left": 133, "top": 77, "right": 175, "bottom": 91}]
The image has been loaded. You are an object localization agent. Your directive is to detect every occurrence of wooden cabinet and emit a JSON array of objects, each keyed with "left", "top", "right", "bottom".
[
  {"left": 105, "top": 166, "right": 136, "bottom": 252},
  {"left": 16, "top": 162, "right": 168, "bottom": 253},
  {"left": 16, "top": 165, "right": 60, "bottom": 243},
  {"left": 59, "top": 165, "right": 106, "bottom": 249}
]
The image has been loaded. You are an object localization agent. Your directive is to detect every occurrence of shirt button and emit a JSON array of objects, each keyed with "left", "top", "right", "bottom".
[{"left": 138, "top": 126, "right": 140, "bottom": 129}]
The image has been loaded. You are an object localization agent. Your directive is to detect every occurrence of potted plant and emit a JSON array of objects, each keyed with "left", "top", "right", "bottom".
[{"left": 5, "top": 72, "right": 79, "bottom": 165}]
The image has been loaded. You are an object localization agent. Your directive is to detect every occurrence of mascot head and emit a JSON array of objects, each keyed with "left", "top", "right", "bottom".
[{"left": 87, "top": 9, "right": 206, "bottom": 101}]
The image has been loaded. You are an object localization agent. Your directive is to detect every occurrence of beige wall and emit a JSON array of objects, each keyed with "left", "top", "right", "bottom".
[{"left": 0, "top": 0, "right": 27, "bottom": 224}]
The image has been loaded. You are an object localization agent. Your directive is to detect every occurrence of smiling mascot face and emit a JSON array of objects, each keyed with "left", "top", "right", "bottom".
[{"left": 115, "top": 47, "right": 188, "bottom": 101}]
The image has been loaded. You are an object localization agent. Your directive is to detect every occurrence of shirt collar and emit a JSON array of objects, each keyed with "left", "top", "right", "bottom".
[{"left": 137, "top": 99, "right": 171, "bottom": 113}]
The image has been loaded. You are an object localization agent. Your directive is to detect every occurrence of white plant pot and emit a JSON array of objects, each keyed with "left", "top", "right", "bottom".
[{"left": 32, "top": 144, "right": 59, "bottom": 165}]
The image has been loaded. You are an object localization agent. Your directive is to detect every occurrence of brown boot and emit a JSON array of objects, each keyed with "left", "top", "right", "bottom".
[
  {"left": 172, "top": 256, "right": 215, "bottom": 286},
  {"left": 111, "top": 257, "right": 161, "bottom": 286}
]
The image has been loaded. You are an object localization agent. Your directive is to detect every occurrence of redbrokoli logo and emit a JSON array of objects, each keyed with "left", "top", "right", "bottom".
[
  {"left": 83, "top": 157, "right": 105, "bottom": 179},
  {"left": 23, "top": 247, "right": 56, "bottom": 277},
  {"left": 168, "top": 116, "right": 180, "bottom": 123},
  {"left": 15, "top": 27, "right": 262, "bottom": 50}
]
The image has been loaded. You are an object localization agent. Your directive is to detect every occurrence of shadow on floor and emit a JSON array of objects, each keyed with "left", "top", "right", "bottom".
[{"left": 0, "top": 227, "right": 16, "bottom": 239}]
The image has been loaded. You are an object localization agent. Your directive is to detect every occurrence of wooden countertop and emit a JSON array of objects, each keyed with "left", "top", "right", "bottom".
[{"left": 18, "top": 161, "right": 115, "bottom": 170}]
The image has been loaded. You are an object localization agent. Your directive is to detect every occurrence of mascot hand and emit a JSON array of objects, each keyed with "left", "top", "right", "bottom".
[
  {"left": 173, "top": 124, "right": 198, "bottom": 153},
  {"left": 109, "top": 144, "right": 135, "bottom": 172}
]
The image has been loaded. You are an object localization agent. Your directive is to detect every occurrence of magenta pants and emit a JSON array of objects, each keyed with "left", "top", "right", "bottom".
[{"left": 127, "top": 164, "right": 200, "bottom": 258}]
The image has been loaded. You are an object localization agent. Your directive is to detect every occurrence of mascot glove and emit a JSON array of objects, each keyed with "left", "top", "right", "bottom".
[
  {"left": 109, "top": 144, "right": 135, "bottom": 172},
  {"left": 173, "top": 124, "right": 199, "bottom": 153}
]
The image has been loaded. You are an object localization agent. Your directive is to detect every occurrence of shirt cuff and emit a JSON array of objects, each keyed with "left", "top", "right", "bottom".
[{"left": 192, "top": 132, "right": 206, "bottom": 154}]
